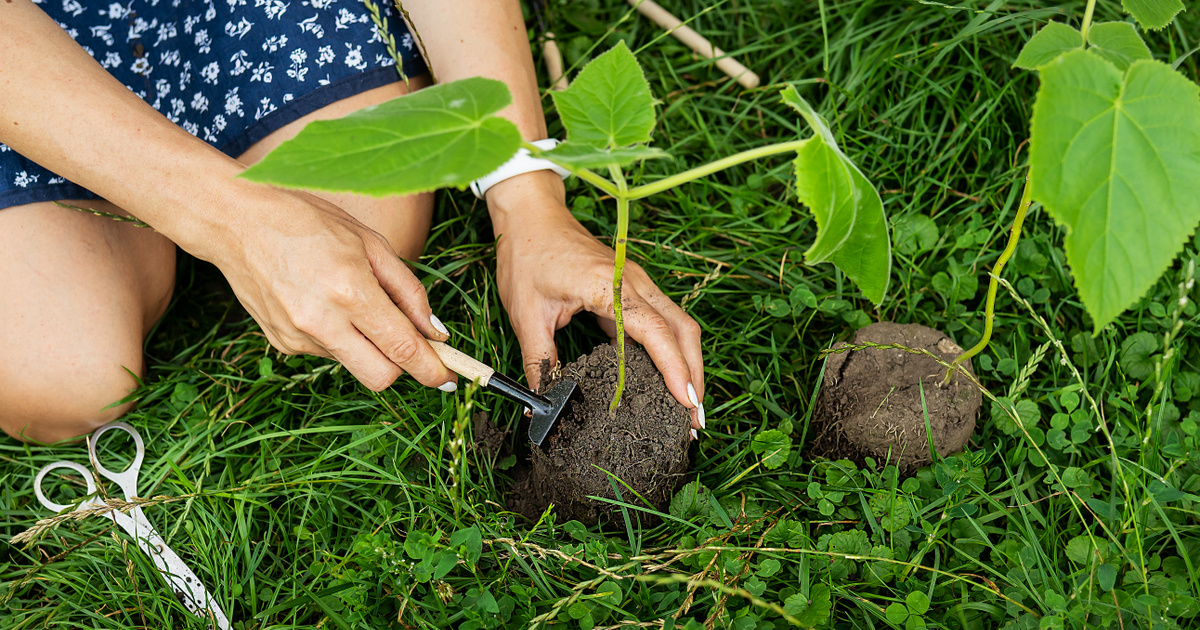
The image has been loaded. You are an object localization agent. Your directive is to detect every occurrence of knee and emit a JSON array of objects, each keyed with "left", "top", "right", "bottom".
[{"left": 0, "top": 348, "right": 143, "bottom": 444}]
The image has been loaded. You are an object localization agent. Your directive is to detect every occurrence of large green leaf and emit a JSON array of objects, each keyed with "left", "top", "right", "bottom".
[
  {"left": 1013, "top": 22, "right": 1082, "bottom": 70},
  {"left": 540, "top": 141, "right": 669, "bottom": 170},
  {"left": 783, "top": 87, "right": 892, "bottom": 305},
  {"left": 1123, "top": 0, "right": 1184, "bottom": 30},
  {"left": 241, "top": 77, "right": 521, "bottom": 196},
  {"left": 550, "top": 41, "right": 656, "bottom": 149},
  {"left": 1030, "top": 50, "right": 1200, "bottom": 331},
  {"left": 1087, "top": 22, "right": 1152, "bottom": 71}
]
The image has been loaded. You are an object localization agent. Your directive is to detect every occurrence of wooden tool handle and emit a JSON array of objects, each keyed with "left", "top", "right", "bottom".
[
  {"left": 427, "top": 340, "right": 494, "bottom": 385},
  {"left": 628, "top": 0, "right": 761, "bottom": 90},
  {"left": 543, "top": 32, "right": 569, "bottom": 92}
]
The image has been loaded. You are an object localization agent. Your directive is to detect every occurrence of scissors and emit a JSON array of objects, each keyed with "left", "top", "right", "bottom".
[{"left": 33, "top": 421, "right": 231, "bottom": 630}]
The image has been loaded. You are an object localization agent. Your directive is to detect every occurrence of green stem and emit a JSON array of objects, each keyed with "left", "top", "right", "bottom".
[
  {"left": 1080, "top": 0, "right": 1098, "bottom": 43},
  {"left": 945, "top": 172, "right": 1033, "bottom": 382},
  {"left": 625, "top": 139, "right": 809, "bottom": 200},
  {"left": 609, "top": 164, "right": 630, "bottom": 418}
]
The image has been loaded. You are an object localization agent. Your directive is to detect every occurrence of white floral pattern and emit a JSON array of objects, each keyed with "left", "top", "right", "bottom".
[{"left": 2, "top": 1, "right": 423, "bottom": 205}]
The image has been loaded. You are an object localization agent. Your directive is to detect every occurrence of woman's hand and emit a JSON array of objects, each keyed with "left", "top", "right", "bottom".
[
  {"left": 195, "top": 184, "right": 457, "bottom": 393},
  {"left": 488, "top": 173, "right": 705, "bottom": 434}
]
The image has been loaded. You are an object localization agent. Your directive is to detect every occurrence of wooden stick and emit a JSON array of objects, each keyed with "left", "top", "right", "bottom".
[
  {"left": 627, "top": 0, "right": 760, "bottom": 89},
  {"left": 543, "top": 32, "right": 569, "bottom": 91}
]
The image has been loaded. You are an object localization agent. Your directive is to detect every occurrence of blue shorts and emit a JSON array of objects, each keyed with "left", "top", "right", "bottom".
[{"left": 0, "top": 0, "right": 427, "bottom": 210}]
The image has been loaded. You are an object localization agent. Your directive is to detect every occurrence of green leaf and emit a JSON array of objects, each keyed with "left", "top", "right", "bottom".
[
  {"left": 551, "top": 41, "right": 656, "bottom": 149},
  {"left": 757, "top": 558, "right": 782, "bottom": 578},
  {"left": 669, "top": 481, "right": 712, "bottom": 519},
  {"left": 1149, "top": 479, "right": 1187, "bottom": 502},
  {"left": 751, "top": 430, "right": 792, "bottom": 469},
  {"left": 886, "top": 603, "right": 909, "bottom": 624},
  {"left": 449, "top": 525, "right": 483, "bottom": 565},
  {"left": 892, "top": 214, "right": 939, "bottom": 255},
  {"left": 1098, "top": 564, "right": 1118, "bottom": 591},
  {"left": 541, "top": 141, "right": 670, "bottom": 170},
  {"left": 1086, "top": 22, "right": 1153, "bottom": 71},
  {"left": 432, "top": 550, "right": 459, "bottom": 580},
  {"left": 1029, "top": 51, "right": 1200, "bottom": 331},
  {"left": 794, "top": 585, "right": 833, "bottom": 627},
  {"left": 241, "top": 77, "right": 521, "bottom": 196},
  {"left": 906, "top": 591, "right": 931, "bottom": 615},
  {"left": 1066, "top": 535, "right": 1098, "bottom": 564},
  {"left": 869, "top": 493, "right": 912, "bottom": 532},
  {"left": 1061, "top": 467, "right": 1091, "bottom": 488},
  {"left": 783, "top": 87, "right": 892, "bottom": 305},
  {"left": 1119, "top": 331, "right": 1159, "bottom": 381},
  {"left": 1014, "top": 22, "right": 1082, "bottom": 70},
  {"left": 1122, "top": 0, "right": 1185, "bottom": 30}
]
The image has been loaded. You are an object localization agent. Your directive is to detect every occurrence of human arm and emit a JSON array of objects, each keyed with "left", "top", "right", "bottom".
[
  {"left": 401, "top": 0, "right": 706, "bottom": 431},
  {"left": 0, "top": 1, "right": 454, "bottom": 391}
]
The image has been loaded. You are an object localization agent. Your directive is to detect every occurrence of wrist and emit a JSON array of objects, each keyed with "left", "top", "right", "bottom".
[{"left": 486, "top": 170, "right": 570, "bottom": 230}]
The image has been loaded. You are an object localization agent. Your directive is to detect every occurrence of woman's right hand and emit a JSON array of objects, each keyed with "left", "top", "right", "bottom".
[{"left": 196, "top": 185, "right": 457, "bottom": 392}]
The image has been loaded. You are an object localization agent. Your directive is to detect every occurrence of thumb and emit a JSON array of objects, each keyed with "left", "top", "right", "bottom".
[{"left": 515, "top": 319, "right": 559, "bottom": 391}]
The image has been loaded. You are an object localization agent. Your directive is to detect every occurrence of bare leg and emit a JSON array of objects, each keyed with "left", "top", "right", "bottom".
[{"left": 0, "top": 201, "right": 175, "bottom": 442}]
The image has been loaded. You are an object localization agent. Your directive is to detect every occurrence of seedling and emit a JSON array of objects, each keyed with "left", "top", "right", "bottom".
[
  {"left": 949, "top": 0, "right": 1200, "bottom": 377},
  {"left": 242, "top": 41, "right": 891, "bottom": 413}
]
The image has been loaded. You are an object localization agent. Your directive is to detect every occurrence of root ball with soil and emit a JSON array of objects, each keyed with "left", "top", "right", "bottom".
[
  {"left": 510, "top": 343, "right": 691, "bottom": 526},
  {"left": 811, "top": 322, "right": 981, "bottom": 471}
]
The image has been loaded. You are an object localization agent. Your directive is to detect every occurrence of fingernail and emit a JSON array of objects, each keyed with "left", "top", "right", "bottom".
[
  {"left": 430, "top": 314, "right": 449, "bottom": 336},
  {"left": 437, "top": 381, "right": 457, "bottom": 392},
  {"left": 691, "top": 428, "right": 698, "bottom": 440},
  {"left": 697, "top": 404, "right": 706, "bottom": 430},
  {"left": 686, "top": 383, "right": 699, "bottom": 408},
  {"left": 523, "top": 406, "right": 531, "bottom": 417}
]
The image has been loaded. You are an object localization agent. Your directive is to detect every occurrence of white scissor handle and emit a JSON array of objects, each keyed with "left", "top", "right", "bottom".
[
  {"left": 33, "top": 461, "right": 98, "bottom": 513},
  {"left": 87, "top": 421, "right": 144, "bottom": 497}
]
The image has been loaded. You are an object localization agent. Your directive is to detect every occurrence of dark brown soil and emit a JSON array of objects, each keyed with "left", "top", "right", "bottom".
[
  {"left": 509, "top": 343, "right": 691, "bottom": 525},
  {"left": 811, "top": 322, "right": 980, "bottom": 471}
]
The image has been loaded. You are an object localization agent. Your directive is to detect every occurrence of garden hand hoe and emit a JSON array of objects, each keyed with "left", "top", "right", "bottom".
[{"left": 427, "top": 341, "right": 580, "bottom": 446}]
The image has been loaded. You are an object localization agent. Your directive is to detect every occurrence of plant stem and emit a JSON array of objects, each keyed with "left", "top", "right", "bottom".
[
  {"left": 609, "top": 164, "right": 630, "bottom": 418},
  {"left": 521, "top": 142, "right": 621, "bottom": 197},
  {"left": 1080, "top": 0, "right": 1098, "bottom": 43},
  {"left": 626, "top": 139, "right": 809, "bottom": 200},
  {"left": 944, "top": 172, "right": 1033, "bottom": 382}
]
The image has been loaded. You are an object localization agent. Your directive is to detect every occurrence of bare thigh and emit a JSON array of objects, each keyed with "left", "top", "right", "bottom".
[
  {"left": 0, "top": 77, "right": 435, "bottom": 443},
  {"left": 237, "top": 78, "right": 436, "bottom": 260},
  {"left": 0, "top": 202, "right": 175, "bottom": 442}
]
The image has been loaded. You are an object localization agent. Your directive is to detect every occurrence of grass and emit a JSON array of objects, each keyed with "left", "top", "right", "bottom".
[{"left": 4, "top": 0, "right": 1200, "bottom": 628}]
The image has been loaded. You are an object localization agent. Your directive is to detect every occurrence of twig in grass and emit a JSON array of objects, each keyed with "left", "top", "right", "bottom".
[{"left": 55, "top": 201, "right": 153, "bottom": 229}]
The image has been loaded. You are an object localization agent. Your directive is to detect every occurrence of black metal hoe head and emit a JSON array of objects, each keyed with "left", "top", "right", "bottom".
[{"left": 526, "top": 379, "right": 581, "bottom": 446}]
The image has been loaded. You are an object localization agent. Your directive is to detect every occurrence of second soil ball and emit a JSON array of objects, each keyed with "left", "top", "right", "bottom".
[{"left": 812, "top": 322, "right": 981, "bottom": 471}]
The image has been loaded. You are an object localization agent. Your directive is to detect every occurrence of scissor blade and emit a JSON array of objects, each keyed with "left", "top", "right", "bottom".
[{"left": 115, "top": 510, "right": 232, "bottom": 630}]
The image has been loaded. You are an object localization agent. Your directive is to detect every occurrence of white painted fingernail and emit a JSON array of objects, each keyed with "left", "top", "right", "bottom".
[
  {"left": 697, "top": 403, "right": 706, "bottom": 430},
  {"left": 523, "top": 406, "right": 531, "bottom": 417},
  {"left": 691, "top": 428, "right": 698, "bottom": 440},
  {"left": 438, "top": 381, "right": 457, "bottom": 392},
  {"left": 686, "top": 383, "right": 699, "bottom": 408},
  {"left": 430, "top": 314, "right": 449, "bottom": 336}
]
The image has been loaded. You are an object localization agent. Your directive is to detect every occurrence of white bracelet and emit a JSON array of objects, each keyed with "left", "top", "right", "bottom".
[{"left": 469, "top": 138, "right": 571, "bottom": 200}]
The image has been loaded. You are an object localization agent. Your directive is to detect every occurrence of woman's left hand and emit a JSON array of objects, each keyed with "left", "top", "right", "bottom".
[{"left": 487, "top": 172, "right": 705, "bottom": 435}]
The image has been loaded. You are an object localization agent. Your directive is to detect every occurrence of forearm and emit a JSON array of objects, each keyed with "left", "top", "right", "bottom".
[
  {"left": 402, "top": 0, "right": 566, "bottom": 227},
  {"left": 0, "top": 1, "right": 248, "bottom": 258},
  {"left": 403, "top": 0, "right": 546, "bottom": 141}
]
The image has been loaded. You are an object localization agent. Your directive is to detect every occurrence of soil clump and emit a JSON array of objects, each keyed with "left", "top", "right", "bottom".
[
  {"left": 509, "top": 343, "right": 691, "bottom": 526},
  {"left": 811, "top": 322, "right": 980, "bottom": 471}
]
